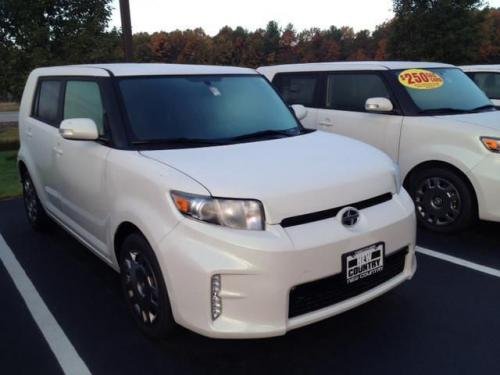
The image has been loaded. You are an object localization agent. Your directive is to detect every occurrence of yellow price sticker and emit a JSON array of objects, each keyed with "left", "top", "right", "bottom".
[{"left": 398, "top": 69, "right": 444, "bottom": 90}]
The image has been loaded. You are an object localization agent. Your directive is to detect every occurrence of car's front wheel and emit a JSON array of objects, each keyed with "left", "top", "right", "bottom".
[
  {"left": 409, "top": 167, "right": 476, "bottom": 233},
  {"left": 118, "top": 233, "right": 176, "bottom": 339},
  {"left": 21, "top": 171, "right": 50, "bottom": 231}
]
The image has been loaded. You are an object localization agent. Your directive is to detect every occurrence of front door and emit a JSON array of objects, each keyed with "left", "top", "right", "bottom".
[
  {"left": 54, "top": 79, "right": 111, "bottom": 256},
  {"left": 316, "top": 72, "right": 403, "bottom": 161}
]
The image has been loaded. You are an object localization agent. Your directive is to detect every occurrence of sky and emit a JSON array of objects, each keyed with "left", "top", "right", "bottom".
[{"left": 110, "top": 0, "right": 500, "bottom": 36}]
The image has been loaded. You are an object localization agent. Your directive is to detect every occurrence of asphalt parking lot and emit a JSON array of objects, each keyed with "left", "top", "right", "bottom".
[{"left": 1, "top": 197, "right": 499, "bottom": 375}]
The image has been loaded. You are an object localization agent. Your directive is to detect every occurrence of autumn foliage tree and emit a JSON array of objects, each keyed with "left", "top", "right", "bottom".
[{"left": 1, "top": 1, "right": 499, "bottom": 100}]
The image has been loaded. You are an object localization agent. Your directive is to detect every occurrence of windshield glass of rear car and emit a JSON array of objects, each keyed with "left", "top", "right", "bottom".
[
  {"left": 118, "top": 75, "right": 301, "bottom": 143},
  {"left": 393, "top": 68, "right": 492, "bottom": 114}
]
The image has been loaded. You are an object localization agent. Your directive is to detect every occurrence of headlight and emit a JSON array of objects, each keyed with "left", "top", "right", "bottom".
[
  {"left": 171, "top": 191, "right": 265, "bottom": 230},
  {"left": 392, "top": 163, "right": 402, "bottom": 193},
  {"left": 480, "top": 137, "right": 500, "bottom": 153}
]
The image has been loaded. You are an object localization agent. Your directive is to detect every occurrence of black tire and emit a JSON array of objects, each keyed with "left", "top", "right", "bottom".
[
  {"left": 118, "top": 233, "right": 176, "bottom": 339},
  {"left": 21, "top": 170, "right": 51, "bottom": 231},
  {"left": 409, "top": 167, "right": 476, "bottom": 233}
]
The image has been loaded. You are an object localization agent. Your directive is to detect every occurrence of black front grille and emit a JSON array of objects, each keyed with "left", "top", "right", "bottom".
[
  {"left": 288, "top": 247, "right": 408, "bottom": 318},
  {"left": 281, "top": 193, "right": 393, "bottom": 228}
]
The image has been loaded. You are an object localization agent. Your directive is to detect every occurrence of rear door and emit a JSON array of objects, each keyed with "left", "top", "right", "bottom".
[
  {"left": 315, "top": 71, "right": 403, "bottom": 161},
  {"left": 27, "top": 78, "right": 64, "bottom": 212},
  {"left": 54, "top": 78, "right": 111, "bottom": 255},
  {"left": 272, "top": 72, "right": 321, "bottom": 129}
]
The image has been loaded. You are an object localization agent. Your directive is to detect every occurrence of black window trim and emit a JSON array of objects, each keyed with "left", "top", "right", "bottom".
[
  {"left": 272, "top": 70, "right": 403, "bottom": 116},
  {"left": 323, "top": 70, "right": 402, "bottom": 115},
  {"left": 272, "top": 71, "right": 324, "bottom": 109},
  {"left": 31, "top": 78, "right": 64, "bottom": 127},
  {"left": 31, "top": 75, "right": 116, "bottom": 146}
]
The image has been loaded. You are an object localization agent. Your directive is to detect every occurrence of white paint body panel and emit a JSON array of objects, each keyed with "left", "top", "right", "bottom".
[
  {"left": 259, "top": 62, "right": 500, "bottom": 222},
  {"left": 18, "top": 64, "right": 417, "bottom": 338}
]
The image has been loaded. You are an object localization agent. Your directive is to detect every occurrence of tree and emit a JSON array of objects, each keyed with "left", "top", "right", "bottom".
[
  {"left": 0, "top": 0, "right": 116, "bottom": 99},
  {"left": 372, "top": 21, "right": 393, "bottom": 60},
  {"left": 388, "top": 0, "right": 485, "bottom": 64},
  {"left": 478, "top": 7, "right": 500, "bottom": 63},
  {"left": 133, "top": 32, "right": 153, "bottom": 62}
]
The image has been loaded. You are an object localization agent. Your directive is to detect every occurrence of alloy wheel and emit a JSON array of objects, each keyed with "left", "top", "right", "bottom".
[
  {"left": 414, "top": 176, "right": 462, "bottom": 227},
  {"left": 23, "top": 178, "right": 39, "bottom": 223},
  {"left": 122, "top": 250, "right": 160, "bottom": 326}
]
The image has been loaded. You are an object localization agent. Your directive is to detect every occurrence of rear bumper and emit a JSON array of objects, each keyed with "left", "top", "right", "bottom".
[
  {"left": 157, "top": 190, "right": 417, "bottom": 338},
  {"left": 468, "top": 154, "right": 500, "bottom": 222}
]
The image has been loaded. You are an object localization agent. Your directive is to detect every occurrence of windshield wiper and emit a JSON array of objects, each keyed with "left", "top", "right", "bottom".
[
  {"left": 418, "top": 107, "right": 471, "bottom": 115},
  {"left": 469, "top": 104, "right": 497, "bottom": 112},
  {"left": 131, "top": 137, "right": 228, "bottom": 147},
  {"left": 419, "top": 104, "right": 497, "bottom": 115},
  {"left": 226, "top": 128, "right": 300, "bottom": 142}
]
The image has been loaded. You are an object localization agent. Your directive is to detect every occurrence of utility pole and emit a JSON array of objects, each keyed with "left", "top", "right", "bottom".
[{"left": 119, "top": 0, "right": 133, "bottom": 61}]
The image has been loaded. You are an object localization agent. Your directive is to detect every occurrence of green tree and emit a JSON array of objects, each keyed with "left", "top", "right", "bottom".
[
  {"left": 0, "top": 0, "right": 116, "bottom": 99},
  {"left": 388, "top": 0, "right": 485, "bottom": 64}
]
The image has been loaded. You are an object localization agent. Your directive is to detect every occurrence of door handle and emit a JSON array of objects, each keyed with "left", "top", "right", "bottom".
[
  {"left": 53, "top": 146, "right": 63, "bottom": 156},
  {"left": 26, "top": 128, "right": 33, "bottom": 137},
  {"left": 319, "top": 120, "right": 334, "bottom": 127}
]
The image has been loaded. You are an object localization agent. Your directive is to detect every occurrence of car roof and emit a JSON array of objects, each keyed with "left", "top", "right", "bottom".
[
  {"left": 257, "top": 61, "right": 455, "bottom": 76},
  {"left": 31, "top": 63, "right": 257, "bottom": 77},
  {"left": 461, "top": 64, "right": 500, "bottom": 72}
]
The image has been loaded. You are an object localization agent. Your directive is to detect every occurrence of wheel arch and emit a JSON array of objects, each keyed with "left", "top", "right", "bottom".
[
  {"left": 18, "top": 159, "right": 28, "bottom": 177},
  {"left": 403, "top": 160, "right": 478, "bottom": 214},
  {"left": 113, "top": 221, "right": 144, "bottom": 266}
]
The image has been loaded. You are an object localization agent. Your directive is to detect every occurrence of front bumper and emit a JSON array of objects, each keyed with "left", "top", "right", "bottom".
[
  {"left": 157, "top": 190, "right": 417, "bottom": 339},
  {"left": 468, "top": 154, "right": 500, "bottom": 222}
]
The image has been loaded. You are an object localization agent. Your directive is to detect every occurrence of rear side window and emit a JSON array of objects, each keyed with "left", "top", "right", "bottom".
[
  {"left": 326, "top": 73, "right": 391, "bottom": 112},
  {"left": 273, "top": 74, "right": 319, "bottom": 107},
  {"left": 33, "top": 80, "right": 62, "bottom": 125},
  {"left": 64, "top": 81, "right": 105, "bottom": 135},
  {"left": 470, "top": 72, "right": 500, "bottom": 99}
]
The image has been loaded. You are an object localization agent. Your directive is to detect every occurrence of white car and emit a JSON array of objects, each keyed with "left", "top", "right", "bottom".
[
  {"left": 461, "top": 65, "right": 500, "bottom": 108},
  {"left": 18, "top": 63, "right": 416, "bottom": 339},
  {"left": 258, "top": 61, "right": 500, "bottom": 233}
]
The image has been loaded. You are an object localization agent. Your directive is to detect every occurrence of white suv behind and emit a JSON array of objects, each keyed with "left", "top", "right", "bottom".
[
  {"left": 259, "top": 62, "right": 500, "bottom": 233},
  {"left": 461, "top": 65, "right": 500, "bottom": 108},
  {"left": 18, "top": 64, "right": 416, "bottom": 339}
]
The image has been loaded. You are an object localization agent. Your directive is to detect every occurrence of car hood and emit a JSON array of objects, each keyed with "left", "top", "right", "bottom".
[
  {"left": 435, "top": 110, "right": 500, "bottom": 132},
  {"left": 140, "top": 131, "right": 397, "bottom": 224}
]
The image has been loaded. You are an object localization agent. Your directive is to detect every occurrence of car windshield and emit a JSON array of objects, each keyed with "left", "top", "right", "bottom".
[
  {"left": 118, "top": 75, "right": 302, "bottom": 145},
  {"left": 393, "top": 68, "right": 493, "bottom": 114}
]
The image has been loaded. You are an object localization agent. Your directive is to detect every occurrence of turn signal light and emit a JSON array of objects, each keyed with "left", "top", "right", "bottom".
[{"left": 481, "top": 137, "right": 500, "bottom": 153}]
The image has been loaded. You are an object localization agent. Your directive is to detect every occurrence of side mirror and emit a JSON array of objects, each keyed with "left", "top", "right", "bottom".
[
  {"left": 365, "top": 97, "right": 394, "bottom": 113},
  {"left": 291, "top": 104, "right": 308, "bottom": 120},
  {"left": 59, "top": 118, "right": 99, "bottom": 141}
]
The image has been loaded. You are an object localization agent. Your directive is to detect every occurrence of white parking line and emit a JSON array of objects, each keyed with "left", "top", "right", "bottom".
[
  {"left": 416, "top": 246, "right": 500, "bottom": 278},
  {"left": 0, "top": 234, "right": 91, "bottom": 375}
]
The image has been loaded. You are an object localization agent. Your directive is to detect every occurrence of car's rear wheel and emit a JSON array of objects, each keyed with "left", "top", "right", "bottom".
[
  {"left": 118, "top": 233, "right": 176, "bottom": 339},
  {"left": 409, "top": 167, "right": 476, "bottom": 233},
  {"left": 21, "top": 171, "right": 50, "bottom": 231}
]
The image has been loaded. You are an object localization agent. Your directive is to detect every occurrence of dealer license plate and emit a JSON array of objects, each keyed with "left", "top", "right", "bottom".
[{"left": 343, "top": 243, "right": 384, "bottom": 284}]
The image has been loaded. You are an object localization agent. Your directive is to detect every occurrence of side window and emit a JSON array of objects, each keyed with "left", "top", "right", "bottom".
[
  {"left": 273, "top": 74, "right": 319, "bottom": 107},
  {"left": 326, "top": 73, "right": 391, "bottom": 112},
  {"left": 470, "top": 72, "right": 500, "bottom": 100},
  {"left": 33, "top": 80, "right": 62, "bottom": 125},
  {"left": 64, "top": 81, "right": 105, "bottom": 135}
]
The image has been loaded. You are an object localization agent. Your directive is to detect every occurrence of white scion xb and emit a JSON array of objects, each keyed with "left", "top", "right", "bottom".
[
  {"left": 18, "top": 64, "right": 416, "bottom": 339},
  {"left": 259, "top": 62, "right": 500, "bottom": 233}
]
